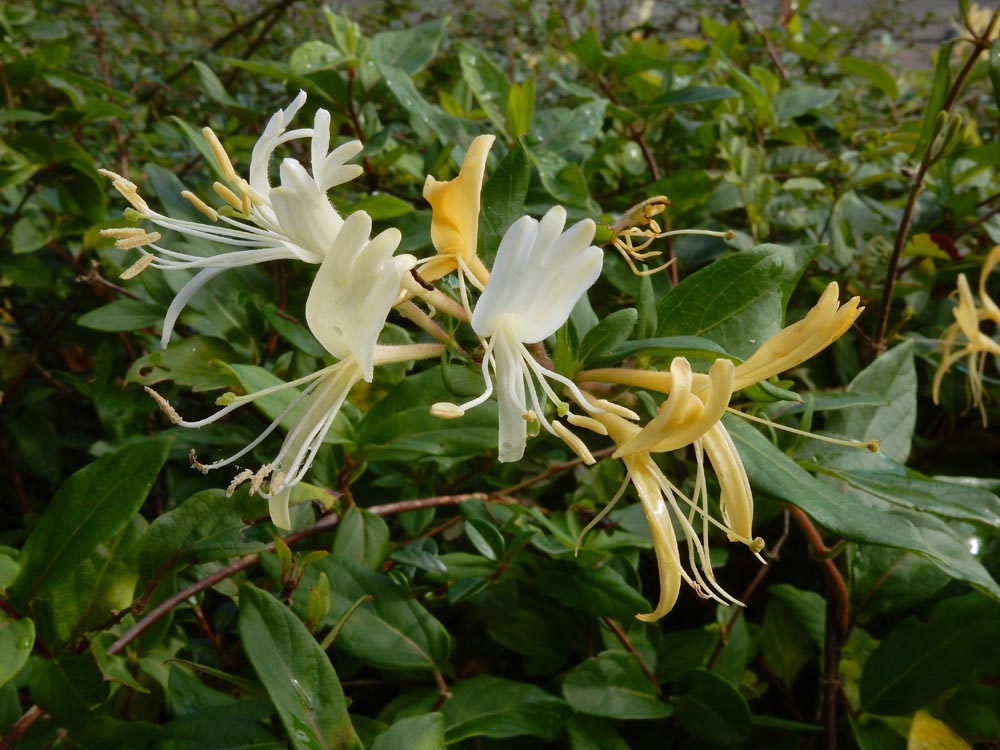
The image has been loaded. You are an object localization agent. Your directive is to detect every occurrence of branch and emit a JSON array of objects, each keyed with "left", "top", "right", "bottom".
[
  {"left": 603, "top": 618, "right": 660, "bottom": 690},
  {"left": 0, "top": 705, "right": 44, "bottom": 750},
  {"left": 107, "top": 492, "right": 508, "bottom": 657}
]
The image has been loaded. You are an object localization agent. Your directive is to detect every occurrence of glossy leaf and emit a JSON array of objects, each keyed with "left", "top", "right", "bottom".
[
  {"left": 656, "top": 244, "right": 819, "bottom": 358},
  {"left": 316, "top": 558, "right": 451, "bottom": 671},
  {"left": 674, "top": 669, "right": 752, "bottom": 744},
  {"left": 562, "top": 651, "right": 672, "bottom": 719},
  {"left": 11, "top": 438, "right": 170, "bottom": 606},
  {"left": 238, "top": 583, "right": 361, "bottom": 750},
  {"left": 139, "top": 489, "right": 267, "bottom": 580},
  {"left": 442, "top": 674, "right": 569, "bottom": 742},
  {"left": 861, "top": 592, "right": 1000, "bottom": 715},
  {"left": 331, "top": 507, "right": 390, "bottom": 569}
]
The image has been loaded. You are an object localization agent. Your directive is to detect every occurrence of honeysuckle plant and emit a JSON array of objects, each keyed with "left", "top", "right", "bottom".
[{"left": 8, "top": 5, "right": 1000, "bottom": 750}]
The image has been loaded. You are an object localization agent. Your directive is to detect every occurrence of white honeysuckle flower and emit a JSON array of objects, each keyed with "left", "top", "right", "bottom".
[
  {"left": 147, "top": 211, "right": 439, "bottom": 530},
  {"left": 432, "top": 206, "right": 631, "bottom": 463},
  {"left": 99, "top": 91, "right": 365, "bottom": 346}
]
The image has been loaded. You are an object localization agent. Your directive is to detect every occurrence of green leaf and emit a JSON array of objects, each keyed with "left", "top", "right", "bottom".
[
  {"left": 838, "top": 57, "right": 899, "bottom": 99},
  {"left": 760, "top": 589, "right": 819, "bottom": 689},
  {"left": 726, "top": 417, "right": 924, "bottom": 548},
  {"left": 533, "top": 560, "right": 649, "bottom": 620},
  {"left": 913, "top": 41, "right": 953, "bottom": 157},
  {"left": 0, "top": 615, "right": 33, "bottom": 688},
  {"left": 126, "top": 335, "right": 238, "bottom": 393},
  {"left": 850, "top": 547, "right": 951, "bottom": 615},
  {"left": 316, "top": 558, "right": 451, "bottom": 671},
  {"left": 478, "top": 140, "right": 530, "bottom": 262},
  {"left": 358, "top": 366, "right": 498, "bottom": 463},
  {"left": 656, "top": 244, "right": 820, "bottom": 359},
  {"left": 442, "top": 674, "right": 569, "bottom": 742},
  {"left": 192, "top": 61, "right": 250, "bottom": 113},
  {"left": 562, "top": 651, "right": 672, "bottom": 719},
  {"left": 11, "top": 438, "right": 170, "bottom": 606},
  {"left": 652, "top": 85, "right": 739, "bottom": 107},
  {"left": 860, "top": 592, "right": 1000, "bottom": 715},
  {"left": 139, "top": 489, "right": 267, "bottom": 580},
  {"left": 824, "top": 342, "right": 915, "bottom": 465},
  {"left": 773, "top": 85, "right": 837, "bottom": 121},
  {"left": 810, "top": 465, "right": 1000, "bottom": 526},
  {"left": 589, "top": 335, "right": 732, "bottom": 369},
  {"left": 163, "top": 700, "right": 285, "bottom": 750},
  {"left": 576, "top": 308, "right": 638, "bottom": 370},
  {"left": 90, "top": 632, "right": 148, "bottom": 693},
  {"left": 331, "top": 508, "right": 389, "bottom": 569},
  {"left": 374, "top": 62, "right": 468, "bottom": 145},
  {"left": 566, "top": 715, "right": 630, "bottom": 750},
  {"left": 349, "top": 193, "right": 414, "bottom": 220},
  {"left": 77, "top": 299, "right": 165, "bottom": 332},
  {"left": 370, "top": 713, "right": 446, "bottom": 750},
  {"left": 369, "top": 19, "right": 446, "bottom": 75},
  {"left": 458, "top": 41, "right": 511, "bottom": 135},
  {"left": 238, "top": 583, "right": 362, "bottom": 750},
  {"left": 674, "top": 669, "right": 752, "bottom": 744},
  {"left": 34, "top": 516, "right": 146, "bottom": 645},
  {"left": 506, "top": 76, "right": 535, "bottom": 138}
]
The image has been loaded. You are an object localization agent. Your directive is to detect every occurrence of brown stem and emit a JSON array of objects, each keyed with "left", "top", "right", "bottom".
[
  {"left": 501, "top": 447, "right": 615, "bottom": 495},
  {"left": 108, "top": 493, "right": 511, "bottom": 657},
  {"left": 872, "top": 40, "right": 989, "bottom": 352},
  {"left": 735, "top": 0, "right": 790, "bottom": 79},
  {"left": 822, "top": 591, "right": 841, "bottom": 750},
  {"left": 603, "top": 618, "right": 660, "bottom": 690},
  {"left": 788, "top": 506, "right": 849, "bottom": 632},
  {"left": 0, "top": 705, "right": 44, "bottom": 750}
]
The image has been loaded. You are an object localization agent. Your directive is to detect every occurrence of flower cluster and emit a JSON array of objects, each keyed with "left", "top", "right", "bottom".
[
  {"left": 105, "top": 93, "right": 869, "bottom": 618},
  {"left": 932, "top": 244, "right": 1000, "bottom": 425}
]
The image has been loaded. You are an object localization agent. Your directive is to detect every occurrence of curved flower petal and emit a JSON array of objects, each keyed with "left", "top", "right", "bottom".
[
  {"left": 100, "top": 91, "right": 365, "bottom": 345},
  {"left": 733, "top": 282, "right": 864, "bottom": 390},
  {"left": 422, "top": 134, "right": 495, "bottom": 284},
  {"left": 472, "top": 206, "right": 603, "bottom": 343},
  {"left": 305, "top": 211, "right": 416, "bottom": 381}
]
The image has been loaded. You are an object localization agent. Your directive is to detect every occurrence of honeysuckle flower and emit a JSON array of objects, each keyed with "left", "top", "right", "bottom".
[
  {"left": 147, "top": 212, "right": 442, "bottom": 529},
  {"left": 603, "top": 196, "right": 734, "bottom": 277},
  {"left": 432, "top": 206, "right": 635, "bottom": 463},
  {"left": 932, "top": 244, "right": 1000, "bottom": 425},
  {"left": 99, "top": 91, "right": 365, "bottom": 346},
  {"left": 572, "top": 283, "right": 869, "bottom": 616},
  {"left": 586, "top": 404, "right": 763, "bottom": 621},
  {"left": 420, "top": 134, "right": 494, "bottom": 288}
]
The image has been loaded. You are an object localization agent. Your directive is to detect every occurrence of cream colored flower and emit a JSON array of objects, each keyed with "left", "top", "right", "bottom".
[
  {"left": 432, "top": 206, "right": 631, "bottom": 463},
  {"left": 148, "top": 212, "right": 441, "bottom": 529},
  {"left": 99, "top": 91, "right": 365, "bottom": 346}
]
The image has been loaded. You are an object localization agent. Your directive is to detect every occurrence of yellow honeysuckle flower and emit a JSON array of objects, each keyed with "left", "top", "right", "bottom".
[
  {"left": 573, "top": 283, "right": 867, "bottom": 618},
  {"left": 932, "top": 244, "right": 1000, "bottom": 425},
  {"left": 420, "top": 134, "right": 495, "bottom": 288},
  {"left": 588, "top": 406, "right": 763, "bottom": 621}
]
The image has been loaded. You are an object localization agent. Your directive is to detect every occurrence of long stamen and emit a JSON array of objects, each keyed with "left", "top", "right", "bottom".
[
  {"left": 729, "top": 407, "right": 880, "bottom": 452},
  {"left": 574, "top": 471, "right": 632, "bottom": 555}
]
